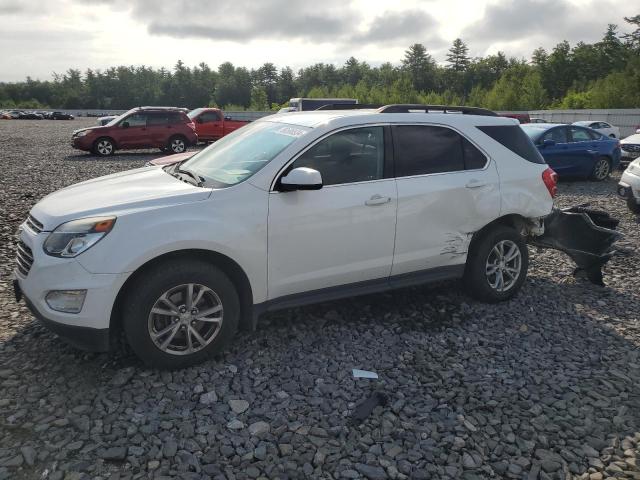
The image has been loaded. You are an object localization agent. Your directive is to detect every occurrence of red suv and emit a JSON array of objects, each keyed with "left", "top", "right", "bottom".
[{"left": 72, "top": 107, "right": 198, "bottom": 156}]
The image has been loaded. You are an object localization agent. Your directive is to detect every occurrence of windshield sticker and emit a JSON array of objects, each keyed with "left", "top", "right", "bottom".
[{"left": 274, "top": 126, "right": 307, "bottom": 138}]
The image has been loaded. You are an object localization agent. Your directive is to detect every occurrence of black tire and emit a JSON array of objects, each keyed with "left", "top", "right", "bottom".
[
  {"left": 628, "top": 196, "right": 640, "bottom": 214},
  {"left": 122, "top": 259, "right": 240, "bottom": 369},
  {"left": 92, "top": 137, "right": 115, "bottom": 156},
  {"left": 590, "top": 156, "right": 611, "bottom": 181},
  {"left": 167, "top": 135, "right": 187, "bottom": 154},
  {"left": 463, "top": 225, "right": 529, "bottom": 303}
]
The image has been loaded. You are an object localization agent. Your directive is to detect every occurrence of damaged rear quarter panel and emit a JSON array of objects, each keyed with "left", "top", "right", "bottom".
[{"left": 491, "top": 149, "right": 554, "bottom": 219}]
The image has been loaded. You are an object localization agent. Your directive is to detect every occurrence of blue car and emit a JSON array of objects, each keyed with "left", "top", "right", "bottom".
[{"left": 521, "top": 123, "right": 621, "bottom": 181}]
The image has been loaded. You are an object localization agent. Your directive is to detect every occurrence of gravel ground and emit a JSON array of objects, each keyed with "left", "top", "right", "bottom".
[{"left": 0, "top": 119, "right": 639, "bottom": 480}]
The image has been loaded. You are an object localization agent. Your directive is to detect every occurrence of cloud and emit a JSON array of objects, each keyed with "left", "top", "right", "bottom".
[
  {"left": 463, "top": 0, "right": 633, "bottom": 55},
  {"left": 73, "top": 0, "right": 445, "bottom": 47},
  {"left": 351, "top": 9, "right": 445, "bottom": 48}
]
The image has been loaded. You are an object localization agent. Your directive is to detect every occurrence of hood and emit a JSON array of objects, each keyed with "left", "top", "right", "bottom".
[
  {"left": 31, "top": 167, "right": 211, "bottom": 230},
  {"left": 148, "top": 151, "right": 195, "bottom": 166},
  {"left": 73, "top": 125, "right": 109, "bottom": 136},
  {"left": 621, "top": 133, "right": 640, "bottom": 145}
]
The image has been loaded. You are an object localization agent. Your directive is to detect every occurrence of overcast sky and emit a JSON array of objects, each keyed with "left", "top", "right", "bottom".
[{"left": 0, "top": 0, "right": 636, "bottom": 82}]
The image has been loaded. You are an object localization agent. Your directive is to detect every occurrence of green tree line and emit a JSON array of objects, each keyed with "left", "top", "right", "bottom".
[{"left": 1, "top": 15, "right": 638, "bottom": 111}]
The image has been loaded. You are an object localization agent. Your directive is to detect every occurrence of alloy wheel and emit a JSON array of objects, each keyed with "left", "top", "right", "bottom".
[
  {"left": 97, "top": 140, "right": 113, "bottom": 155},
  {"left": 171, "top": 138, "right": 186, "bottom": 153},
  {"left": 485, "top": 240, "right": 522, "bottom": 292},
  {"left": 148, "top": 283, "right": 223, "bottom": 355},
  {"left": 593, "top": 158, "right": 610, "bottom": 180}
]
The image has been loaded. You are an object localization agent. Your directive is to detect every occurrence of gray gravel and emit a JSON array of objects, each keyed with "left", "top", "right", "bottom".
[{"left": 1, "top": 119, "right": 639, "bottom": 480}]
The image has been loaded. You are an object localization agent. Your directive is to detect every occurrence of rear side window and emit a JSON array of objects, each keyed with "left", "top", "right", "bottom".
[
  {"left": 165, "top": 112, "right": 186, "bottom": 124},
  {"left": 147, "top": 113, "right": 169, "bottom": 126},
  {"left": 570, "top": 126, "right": 591, "bottom": 142},
  {"left": 393, "top": 125, "right": 487, "bottom": 177},
  {"left": 477, "top": 125, "right": 545, "bottom": 164},
  {"left": 394, "top": 126, "right": 464, "bottom": 176}
]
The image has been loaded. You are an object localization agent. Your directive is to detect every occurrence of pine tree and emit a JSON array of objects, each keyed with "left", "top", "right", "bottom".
[
  {"left": 446, "top": 39, "right": 470, "bottom": 72},
  {"left": 401, "top": 43, "right": 435, "bottom": 92}
]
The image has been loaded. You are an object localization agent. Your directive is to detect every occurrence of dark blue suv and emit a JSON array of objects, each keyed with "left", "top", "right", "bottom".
[{"left": 521, "top": 123, "right": 621, "bottom": 181}]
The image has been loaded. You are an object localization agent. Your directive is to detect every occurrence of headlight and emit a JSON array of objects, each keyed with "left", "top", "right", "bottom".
[
  {"left": 75, "top": 130, "right": 92, "bottom": 137},
  {"left": 43, "top": 216, "right": 116, "bottom": 257}
]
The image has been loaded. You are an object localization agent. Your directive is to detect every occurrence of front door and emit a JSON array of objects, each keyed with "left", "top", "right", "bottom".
[
  {"left": 390, "top": 124, "right": 501, "bottom": 275},
  {"left": 539, "top": 126, "right": 572, "bottom": 174},
  {"left": 197, "top": 111, "right": 223, "bottom": 140},
  {"left": 117, "top": 113, "right": 148, "bottom": 148},
  {"left": 267, "top": 126, "right": 397, "bottom": 299}
]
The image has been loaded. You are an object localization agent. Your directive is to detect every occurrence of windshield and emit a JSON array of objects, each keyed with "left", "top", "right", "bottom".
[
  {"left": 105, "top": 110, "right": 131, "bottom": 127},
  {"left": 188, "top": 108, "right": 204, "bottom": 120},
  {"left": 182, "top": 121, "right": 310, "bottom": 187}
]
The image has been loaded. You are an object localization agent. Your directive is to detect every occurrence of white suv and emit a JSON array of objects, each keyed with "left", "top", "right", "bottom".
[{"left": 14, "top": 105, "right": 556, "bottom": 369}]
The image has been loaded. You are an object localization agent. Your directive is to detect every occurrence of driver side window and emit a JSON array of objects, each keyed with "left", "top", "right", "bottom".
[
  {"left": 542, "top": 128, "right": 567, "bottom": 144},
  {"left": 291, "top": 127, "right": 384, "bottom": 186},
  {"left": 122, "top": 113, "right": 146, "bottom": 127}
]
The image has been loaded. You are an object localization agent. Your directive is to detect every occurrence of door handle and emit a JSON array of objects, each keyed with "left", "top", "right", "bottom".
[
  {"left": 465, "top": 179, "right": 486, "bottom": 189},
  {"left": 365, "top": 194, "right": 391, "bottom": 206}
]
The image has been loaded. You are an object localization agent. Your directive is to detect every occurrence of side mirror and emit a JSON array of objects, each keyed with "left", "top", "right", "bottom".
[
  {"left": 280, "top": 167, "right": 323, "bottom": 191},
  {"left": 542, "top": 139, "right": 556, "bottom": 147},
  {"left": 121, "top": 121, "right": 130, "bottom": 128}
]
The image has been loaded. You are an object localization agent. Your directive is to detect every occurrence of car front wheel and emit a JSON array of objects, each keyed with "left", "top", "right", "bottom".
[
  {"left": 122, "top": 259, "right": 239, "bottom": 369},
  {"left": 464, "top": 226, "right": 529, "bottom": 302},
  {"left": 93, "top": 138, "right": 115, "bottom": 156}
]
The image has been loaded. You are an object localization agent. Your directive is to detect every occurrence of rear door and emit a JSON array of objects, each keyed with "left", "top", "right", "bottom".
[
  {"left": 391, "top": 124, "right": 500, "bottom": 276},
  {"left": 567, "top": 126, "right": 600, "bottom": 176},
  {"left": 146, "top": 112, "right": 170, "bottom": 147},
  {"left": 117, "top": 113, "right": 148, "bottom": 148}
]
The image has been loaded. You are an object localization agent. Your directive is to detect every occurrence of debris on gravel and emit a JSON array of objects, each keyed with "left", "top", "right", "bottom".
[{"left": 0, "top": 120, "right": 639, "bottom": 479}]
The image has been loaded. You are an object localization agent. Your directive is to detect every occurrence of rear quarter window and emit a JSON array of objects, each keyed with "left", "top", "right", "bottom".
[{"left": 477, "top": 125, "right": 546, "bottom": 164}]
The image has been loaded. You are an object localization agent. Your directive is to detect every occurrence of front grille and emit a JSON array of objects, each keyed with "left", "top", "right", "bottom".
[
  {"left": 25, "top": 214, "right": 43, "bottom": 234},
  {"left": 16, "top": 241, "right": 34, "bottom": 277},
  {"left": 621, "top": 144, "right": 640, "bottom": 153}
]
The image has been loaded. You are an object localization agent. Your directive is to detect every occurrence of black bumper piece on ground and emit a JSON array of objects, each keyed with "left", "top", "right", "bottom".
[
  {"left": 529, "top": 206, "right": 622, "bottom": 286},
  {"left": 16, "top": 283, "right": 110, "bottom": 352}
]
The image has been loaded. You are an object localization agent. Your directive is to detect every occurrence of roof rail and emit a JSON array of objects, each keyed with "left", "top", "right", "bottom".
[
  {"left": 377, "top": 104, "right": 498, "bottom": 117},
  {"left": 315, "top": 103, "right": 382, "bottom": 110}
]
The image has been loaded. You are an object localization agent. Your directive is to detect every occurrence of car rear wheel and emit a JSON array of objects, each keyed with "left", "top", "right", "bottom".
[
  {"left": 463, "top": 226, "right": 529, "bottom": 303},
  {"left": 591, "top": 157, "right": 611, "bottom": 181},
  {"left": 122, "top": 259, "right": 239, "bottom": 369},
  {"left": 168, "top": 135, "right": 187, "bottom": 154},
  {"left": 93, "top": 138, "right": 115, "bottom": 156}
]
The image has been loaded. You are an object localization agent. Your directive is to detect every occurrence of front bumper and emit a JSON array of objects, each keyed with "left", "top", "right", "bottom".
[
  {"left": 14, "top": 227, "right": 128, "bottom": 351},
  {"left": 72, "top": 135, "right": 93, "bottom": 151},
  {"left": 14, "top": 279, "right": 110, "bottom": 351},
  {"left": 619, "top": 165, "right": 640, "bottom": 203}
]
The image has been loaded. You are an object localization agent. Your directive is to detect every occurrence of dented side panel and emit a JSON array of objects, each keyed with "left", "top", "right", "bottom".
[{"left": 391, "top": 160, "right": 501, "bottom": 276}]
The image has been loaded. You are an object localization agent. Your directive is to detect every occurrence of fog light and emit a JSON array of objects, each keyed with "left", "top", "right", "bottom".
[{"left": 45, "top": 290, "right": 87, "bottom": 313}]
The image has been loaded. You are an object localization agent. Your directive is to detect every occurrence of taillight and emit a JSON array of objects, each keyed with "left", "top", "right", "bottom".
[
  {"left": 187, "top": 122, "right": 196, "bottom": 131},
  {"left": 542, "top": 167, "right": 558, "bottom": 198}
]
